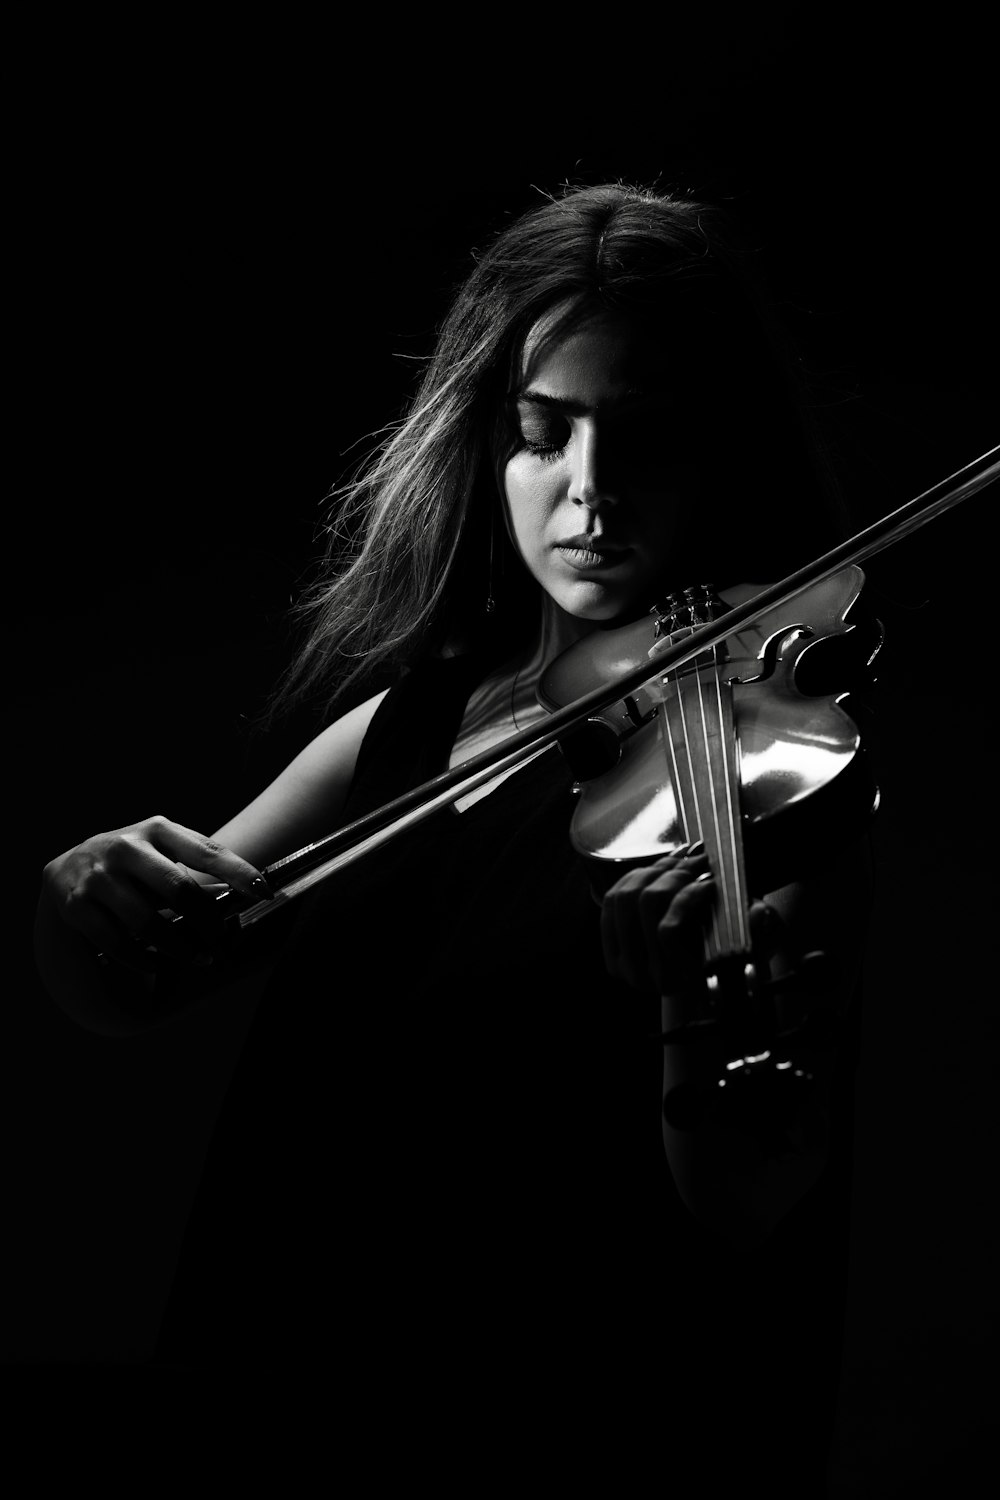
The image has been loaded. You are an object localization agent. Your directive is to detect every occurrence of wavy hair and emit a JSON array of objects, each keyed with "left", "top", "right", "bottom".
[{"left": 264, "top": 182, "right": 849, "bottom": 723}]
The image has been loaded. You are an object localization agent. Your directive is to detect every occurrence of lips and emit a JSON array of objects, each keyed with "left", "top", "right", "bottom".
[
  {"left": 556, "top": 533, "right": 627, "bottom": 553},
  {"left": 555, "top": 535, "right": 632, "bottom": 570}
]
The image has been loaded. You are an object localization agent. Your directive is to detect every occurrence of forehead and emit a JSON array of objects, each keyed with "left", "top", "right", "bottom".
[{"left": 517, "top": 303, "right": 676, "bottom": 399}]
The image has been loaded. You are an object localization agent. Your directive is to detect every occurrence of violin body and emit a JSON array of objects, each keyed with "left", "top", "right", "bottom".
[
  {"left": 539, "top": 565, "right": 884, "bottom": 1124},
  {"left": 541, "top": 565, "right": 883, "bottom": 899}
]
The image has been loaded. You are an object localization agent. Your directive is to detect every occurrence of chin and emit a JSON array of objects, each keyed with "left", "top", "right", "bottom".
[
  {"left": 556, "top": 588, "right": 625, "bottom": 623},
  {"left": 563, "top": 579, "right": 650, "bottom": 624}
]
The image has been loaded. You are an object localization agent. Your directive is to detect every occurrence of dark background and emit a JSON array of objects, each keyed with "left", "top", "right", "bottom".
[{"left": 7, "top": 12, "right": 997, "bottom": 1493}]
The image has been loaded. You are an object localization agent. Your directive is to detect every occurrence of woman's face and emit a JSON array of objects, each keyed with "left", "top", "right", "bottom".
[{"left": 503, "top": 305, "right": 703, "bottom": 626}]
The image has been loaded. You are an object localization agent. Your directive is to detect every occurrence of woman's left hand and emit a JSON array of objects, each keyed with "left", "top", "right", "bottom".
[{"left": 600, "top": 847, "right": 776, "bottom": 1004}]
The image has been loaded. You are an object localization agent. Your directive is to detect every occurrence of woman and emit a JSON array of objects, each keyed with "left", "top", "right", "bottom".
[{"left": 36, "top": 184, "right": 871, "bottom": 1490}]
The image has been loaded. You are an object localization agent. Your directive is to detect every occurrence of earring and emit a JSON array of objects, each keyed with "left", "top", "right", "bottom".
[{"left": 485, "top": 507, "right": 497, "bottom": 616}]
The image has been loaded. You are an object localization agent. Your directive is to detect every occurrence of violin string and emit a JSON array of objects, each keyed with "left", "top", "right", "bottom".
[
  {"left": 664, "top": 628, "right": 724, "bottom": 962},
  {"left": 659, "top": 658, "right": 695, "bottom": 851},
  {"left": 681, "top": 605, "right": 749, "bottom": 962},
  {"left": 693, "top": 644, "right": 729, "bottom": 955},
  {"left": 710, "top": 637, "right": 750, "bottom": 956},
  {"left": 688, "top": 632, "right": 731, "bottom": 960}
]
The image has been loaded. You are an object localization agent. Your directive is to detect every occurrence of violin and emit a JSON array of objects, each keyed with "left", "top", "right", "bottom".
[
  {"left": 540, "top": 567, "right": 882, "bottom": 894},
  {"left": 155, "top": 444, "right": 999, "bottom": 1114},
  {"left": 542, "top": 565, "right": 882, "bottom": 1128}
]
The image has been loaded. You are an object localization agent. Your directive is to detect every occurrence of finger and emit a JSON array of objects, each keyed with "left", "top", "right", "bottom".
[
  {"left": 601, "top": 852, "right": 701, "bottom": 987},
  {"left": 137, "top": 817, "right": 273, "bottom": 900},
  {"left": 62, "top": 894, "right": 160, "bottom": 973},
  {"left": 106, "top": 833, "right": 254, "bottom": 932},
  {"left": 636, "top": 866, "right": 708, "bottom": 993},
  {"left": 749, "top": 898, "right": 791, "bottom": 967},
  {"left": 656, "top": 875, "right": 717, "bottom": 994},
  {"left": 147, "top": 877, "right": 233, "bottom": 950},
  {"left": 601, "top": 851, "right": 708, "bottom": 991},
  {"left": 135, "top": 907, "right": 220, "bottom": 963},
  {"left": 603, "top": 846, "right": 707, "bottom": 913},
  {"left": 77, "top": 867, "right": 218, "bottom": 964},
  {"left": 749, "top": 898, "right": 774, "bottom": 953},
  {"left": 89, "top": 843, "right": 227, "bottom": 949},
  {"left": 602, "top": 866, "right": 663, "bottom": 991}
]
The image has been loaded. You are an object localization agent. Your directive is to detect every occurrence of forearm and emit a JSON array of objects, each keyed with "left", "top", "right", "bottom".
[{"left": 657, "top": 854, "right": 868, "bottom": 1248}]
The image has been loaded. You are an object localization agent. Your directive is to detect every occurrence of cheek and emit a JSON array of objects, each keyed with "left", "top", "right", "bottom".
[
  {"left": 634, "top": 468, "right": 703, "bottom": 543},
  {"left": 502, "top": 458, "right": 557, "bottom": 556}
]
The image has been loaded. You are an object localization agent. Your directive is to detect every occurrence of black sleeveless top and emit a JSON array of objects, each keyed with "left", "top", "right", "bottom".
[{"left": 157, "top": 658, "right": 858, "bottom": 1492}]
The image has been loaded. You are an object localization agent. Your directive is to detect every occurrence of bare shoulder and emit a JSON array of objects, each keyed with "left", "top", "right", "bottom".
[{"left": 210, "top": 688, "right": 391, "bottom": 868}]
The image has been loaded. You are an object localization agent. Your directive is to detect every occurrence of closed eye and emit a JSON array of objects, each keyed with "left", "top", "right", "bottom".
[
  {"left": 512, "top": 395, "right": 568, "bottom": 455},
  {"left": 517, "top": 413, "right": 571, "bottom": 459},
  {"left": 522, "top": 435, "right": 568, "bottom": 460}
]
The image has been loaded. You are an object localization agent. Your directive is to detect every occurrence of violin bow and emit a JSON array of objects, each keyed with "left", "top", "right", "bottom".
[{"left": 222, "top": 442, "right": 999, "bottom": 931}]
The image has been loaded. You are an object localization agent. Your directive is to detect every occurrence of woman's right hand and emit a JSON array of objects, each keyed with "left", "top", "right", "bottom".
[{"left": 41, "top": 815, "right": 272, "bottom": 973}]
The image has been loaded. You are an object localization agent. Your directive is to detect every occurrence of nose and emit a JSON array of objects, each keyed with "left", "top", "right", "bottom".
[{"left": 567, "top": 422, "right": 619, "bottom": 511}]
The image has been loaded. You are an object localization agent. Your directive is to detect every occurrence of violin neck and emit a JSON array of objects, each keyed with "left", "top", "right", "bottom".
[{"left": 658, "top": 643, "right": 754, "bottom": 971}]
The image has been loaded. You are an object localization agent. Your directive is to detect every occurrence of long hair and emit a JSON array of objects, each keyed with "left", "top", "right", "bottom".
[{"left": 264, "top": 182, "right": 849, "bottom": 723}]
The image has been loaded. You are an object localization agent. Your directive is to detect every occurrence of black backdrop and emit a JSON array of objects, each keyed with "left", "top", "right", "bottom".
[{"left": 7, "top": 13, "right": 997, "bottom": 1493}]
